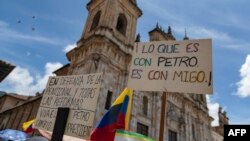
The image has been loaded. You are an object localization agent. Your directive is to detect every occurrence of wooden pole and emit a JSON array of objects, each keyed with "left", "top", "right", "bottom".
[
  {"left": 159, "top": 92, "right": 167, "bottom": 141},
  {"left": 51, "top": 107, "right": 70, "bottom": 141}
]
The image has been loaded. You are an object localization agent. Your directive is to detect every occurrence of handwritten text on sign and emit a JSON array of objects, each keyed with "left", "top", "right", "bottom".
[
  {"left": 128, "top": 39, "right": 213, "bottom": 94},
  {"left": 34, "top": 73, "right": 102, "bottom": 139}
]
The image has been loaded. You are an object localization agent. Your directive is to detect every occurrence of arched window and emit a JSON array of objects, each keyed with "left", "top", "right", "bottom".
[
  {"left": 116, "top": 14, "right": 127, "bottom": 35},
  {"left": 143, "top": 96, "right": 148, "bottom": 116},
  {"left": 90, "top": 11, "right": 101, "bottom": 31}
]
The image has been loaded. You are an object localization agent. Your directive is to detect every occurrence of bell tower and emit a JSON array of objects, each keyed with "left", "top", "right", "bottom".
[
  {"left": 55, "top": 0, "right": 142, "bottom": 129},
  {"left": 63, "top": 0, "right": 142, "bottom": 76},
  {"left": 79, "top": 0, "right": 142, "bottom": 49}
]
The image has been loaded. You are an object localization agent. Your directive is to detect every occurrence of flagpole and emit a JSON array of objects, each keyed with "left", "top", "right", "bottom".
[{"left": 159, "top": 92, "right": 167, "bottom": 141}]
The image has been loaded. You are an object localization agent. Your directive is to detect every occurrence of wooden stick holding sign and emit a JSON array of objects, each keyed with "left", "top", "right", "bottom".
[{"left": 159, "top": 92, "right": 167, "bottom": 141}]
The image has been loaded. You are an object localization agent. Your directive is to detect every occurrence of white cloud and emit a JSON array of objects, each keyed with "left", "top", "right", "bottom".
[
  {"left": 173, "top": 26, "right": 232, "bottom": 42},
  {"left": 236, "top": 55, "right": 250, "bottom": 97},
  {"left": 226, "top": 43, "right": 250, "bottom": 50},
  {"left": 63, "top": 43, "right": 76, "bottom": 53},
  {"left": 4, "top": 67, "right": 34, "bottom": 95},
  {"left": 206, "top": 95, "right": 220, "bottom": 126},
  {"left": 173, "top": 25, "right": 250, "bottom": 51},
  {"left": 0, "top": 21, "right": 9, "bottom": 27},
  {"left": 1, "top": 62, "right": 63, "bottom": 96},
  {"left": 190, "top": 27, "right": 231, "bottom": 42},
  {"left": 31, "top": 62, "right": 63, "bottom": 92},
  {"left": 26, "top": 52, "right": 31, "bottom": 56}
]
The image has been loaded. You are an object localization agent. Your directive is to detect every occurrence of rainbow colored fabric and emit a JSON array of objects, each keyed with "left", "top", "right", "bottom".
[{"left": 89, "top": 88, "right": 133, "bottom": 141}]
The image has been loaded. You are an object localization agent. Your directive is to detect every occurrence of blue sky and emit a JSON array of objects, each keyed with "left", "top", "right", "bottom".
[{"left": 0, "top": 0, "right": 250, "bottom": 126}]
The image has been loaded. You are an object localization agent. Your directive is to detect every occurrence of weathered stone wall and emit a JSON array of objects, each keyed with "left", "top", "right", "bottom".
[
  {"left": 0, "top": 96, "right": 24, "bottom": 113},
  {"left": 0, "top": 97, "right": 41, "bottom": 131},
  {"left": 129, "top": 91, "right": 213, "bottom": 140}
]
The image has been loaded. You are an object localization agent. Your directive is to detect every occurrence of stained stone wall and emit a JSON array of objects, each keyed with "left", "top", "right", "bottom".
[{"left": 0, "top": 96, "right": 41, "bottom": 130}]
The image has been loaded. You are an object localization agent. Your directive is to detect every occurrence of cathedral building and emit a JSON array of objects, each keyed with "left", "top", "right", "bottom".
[{"left": 53, "top": 0, "right": 214, "bottom": 140}]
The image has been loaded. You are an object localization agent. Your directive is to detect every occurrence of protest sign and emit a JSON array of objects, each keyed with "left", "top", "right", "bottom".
[
  {"left": 34, "top": 73, "right": 102, "bottom": 139},
  {"left": 128, "top": 39, "right": 212, "bottom": 94}
]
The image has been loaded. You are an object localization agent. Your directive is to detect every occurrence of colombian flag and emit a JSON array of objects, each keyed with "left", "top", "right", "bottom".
[
  {"left": 89, "top": 88, "right": 133, "bottom": 141},
  {"left": 22, "top": 119, "right": 35, "bottom": 133}
]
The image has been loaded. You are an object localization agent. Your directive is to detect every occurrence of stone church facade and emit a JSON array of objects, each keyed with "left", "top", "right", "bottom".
[{"left": 53, "top": 0, "right": 214, "bottom": 141}]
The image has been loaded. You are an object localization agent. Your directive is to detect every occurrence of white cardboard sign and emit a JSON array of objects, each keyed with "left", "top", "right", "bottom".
[
  {"left": 34, "top": 73, "right": 102, "bottom": 139},
  {"left": 128, "top": 39, "right": 213, "bottom": 94}
]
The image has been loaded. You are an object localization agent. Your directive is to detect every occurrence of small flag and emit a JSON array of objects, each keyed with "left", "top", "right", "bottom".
[
  {"left": 89, "top": 88, "right": 133, "bottom": 141},
  {"left": 115, "top": 130, "right": 155, "bottom": 141},
  {"left": 22, "top": 119, "right": 35, "bottom": 133}
]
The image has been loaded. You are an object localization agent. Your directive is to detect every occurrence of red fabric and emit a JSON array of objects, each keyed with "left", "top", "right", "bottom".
[
  {"left": 116, "top": 112, "right": 126, "bottom": 129},
  {"left": 89, "top": 123, "right": 116, "bottom": 141},
  {"left": 25, "top": 125, "right": 35, "bottom": 133}
]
